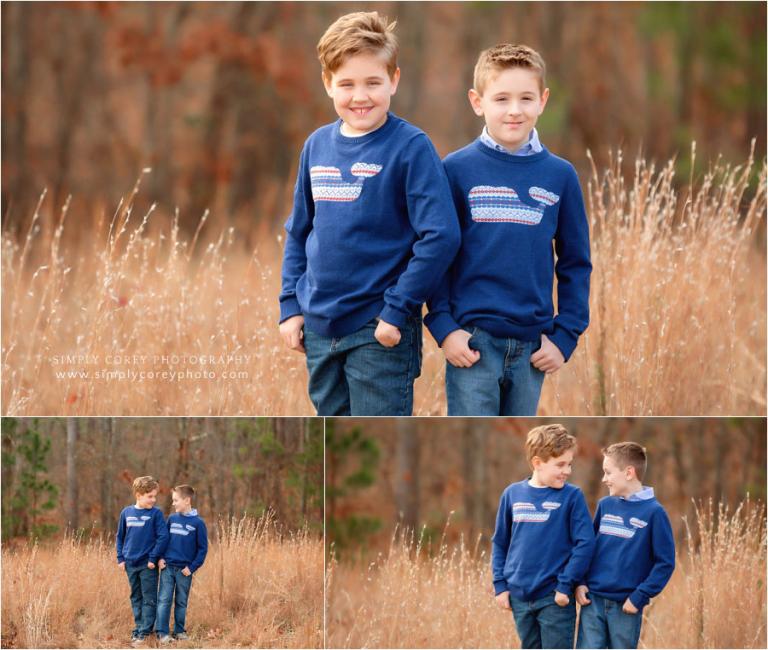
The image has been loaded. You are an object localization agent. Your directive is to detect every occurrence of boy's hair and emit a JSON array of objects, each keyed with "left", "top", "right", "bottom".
[
  {"left": 473, "top": 43, "right": 546, "bottom": 95},
  {"left": 525, "top": 424, "right": 576, "bottom": 467},
  {"left": 133, "top": 476, "right": 159, "bottom": 496},
  {"left": 603, "top": 442, "right": 648, "bottom": 482},
  {"left": 317, "top": 11, "right": 398, "bottom": 81},
  {"left": 173, "top": 484, "right": 195, "bottom": 501}
]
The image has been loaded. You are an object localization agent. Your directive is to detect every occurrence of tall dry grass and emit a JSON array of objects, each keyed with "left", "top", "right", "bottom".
[
  {"left": 2, "top": 150, "right": 765, "bottom": 415},
  {"left": 1, "top": 514, "right": 323, "bottom": 648},
  {"left": 326, "top": 500, "right": 766, "bottom": 649}
]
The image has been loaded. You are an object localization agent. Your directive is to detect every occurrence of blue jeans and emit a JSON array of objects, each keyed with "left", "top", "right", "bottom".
[
  {"left": 445, "top": 327, "right": 545, "bottom": 416},
  {"left": 577, "top": 594, "right": 642, "bottom": 649},
  {"left": 125, "top": 563, "right": 158, "bottom": 638},
  {"left": 156, "top": 566, "right": 193, "bottom": 636},
  {"left": 510, "top": 592, "right": 577, "bottom": 649},
  {"left": 304, "top": 316, "right": 422, "bottom": 416}
]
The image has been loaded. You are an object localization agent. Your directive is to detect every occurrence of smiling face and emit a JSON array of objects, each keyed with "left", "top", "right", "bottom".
[
  {"left": 469, "top": 66, "right": 549, "bottom": 152},
  {"left": 171, "top": 490, "right": 192, "bottom": 514},
  {"left": 324, "top": 51, "right": 400, "bottom": 136},
  {"left": 136, "top": 488, "right": 158, "bottom": 509},
  {"left": 531, "top": 449, "right": 574, "bottom": 489},
  {"left": 602, "top": 455, "right": 639, "bottom": 497}
]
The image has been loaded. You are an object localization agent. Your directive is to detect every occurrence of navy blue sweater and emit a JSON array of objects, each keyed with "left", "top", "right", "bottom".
[
  {"left": 116, "top": 505, "right": 169, "bottom": 566},
  {"left": 425, "top": 141, "right": 591, "bottom": 361},
  {"left": 491, "top": 480, "right": 595, "bottom": 600},
  {"left": 583, "top": 496, "right": 675, "bottom": 609},
  {"left": 279, "top": 113, "right": 461, "bottom": 337},
  {"left": 161, "top": 511, "right": 209, "bottom": 574}
]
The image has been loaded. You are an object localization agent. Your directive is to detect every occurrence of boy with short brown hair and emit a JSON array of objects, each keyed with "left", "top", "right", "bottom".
[
  {"left": 491, "top": 424, "right": 595, "bottom": 649},
  {"left": 116, "top": 476, "right": 169, "bottom": 645},
  {"left": 576, "top": 442, "right": 675, "bottom": 649},
  {"left": 278, "top": 11, "right": 460, "bottom": 416}
]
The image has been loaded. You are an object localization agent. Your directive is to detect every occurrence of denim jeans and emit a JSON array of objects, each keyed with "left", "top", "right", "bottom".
[
  {"left": 445, "top": 327, "right": 545, "bottom": 416},
  {"left": 576, "top": 594, "right": 642, "bottom": 649},
  {"left": 304, "top": 316, "right": 422, "bottom": 416},
  {"left": 125, "top": 563, "right": 158, "bottom": 638},
  {"left": 509, "top": 591, "right": 577, "bottom": 649},
  {"left": 155, "top": 566, "right": 193, "bottom": 637}
]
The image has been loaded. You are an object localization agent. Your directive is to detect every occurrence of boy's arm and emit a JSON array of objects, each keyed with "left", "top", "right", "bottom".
[
  {"left": 189, "top": 519, "right": 209, "bottom": 573},
  {"left": 628, "top": 508, "right": 675, "bottom": 609},
  {"left": 116, "top": 510, "right": 126, "bottom": 564},
  {"left": 549, "top": 167, "right": 592, "bottom": 362},
  {"left": 150, "top": 510, "right": 169, "bottom": 564},
  {"left": 556, "top": 490, "right": 596, "bottom": 595},
  {"left": 491, "top": 489, "right": 512, "bottom": 595},
  {"left": 279, "top": 145, "right": 314, "bottom": 323},
  {"left": 379, "top": 135, "right": 461, "bottom": 328}
]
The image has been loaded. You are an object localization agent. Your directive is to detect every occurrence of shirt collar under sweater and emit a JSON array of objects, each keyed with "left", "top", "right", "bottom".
[
  {"left": 625, "top": 486, "right": 655, "bottom": 502},
  {"left": 480, "top": 126, "right": 542, "bottom": 155}
]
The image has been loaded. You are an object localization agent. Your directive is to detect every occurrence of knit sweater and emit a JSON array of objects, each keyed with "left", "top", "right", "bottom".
[
  {"left": 161, "top": 510, "right": 209, "bottom": 574},
  {"left": 491, "top": 479, "right": 595, "bottom": 600},
  {"left": 116, "top": 505, "right": 169, "bottom": 566},
  {"left": 425, "top": 140, "right": 591, "bottom": 361},
  {"left": 279, "top": 112, "right": 460, "bottom": 337}
]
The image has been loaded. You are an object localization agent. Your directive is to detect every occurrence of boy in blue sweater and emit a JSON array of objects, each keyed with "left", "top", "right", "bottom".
[
  {"left": 278, "top": 11, "right": 460, "bottom": 416},
  {"left": 156, "top": 485, "right": 209, "bottom": 643},
  {"left": 492, "top": 424, "right": 595, "bottom": 649},
  {"left": 426, "top": 44, "right": 592, "bottom": 416},
  {"left": 116, "top": 476, "right": 169, "bottom": 646},
  {"left": 576, "top": 442, "right": 675, "bottom": 649}
]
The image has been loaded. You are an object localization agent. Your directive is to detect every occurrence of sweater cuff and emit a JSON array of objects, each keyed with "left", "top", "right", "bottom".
[
  {"left": 379, "top": 304, "right": 408, "bottom": 329},
  {"left": 424, "top": 312, "right": 462, "bottom": 346},
  {"left": 628, "top": 590, "right": 649, "bottom": 610},
  {"left": 556, "top": 581, "right": 573, "bottom": 597},
  {"left": 279, "top": 297, "right": 302, "bottom": 323},
  {"left": 493, "top": 579, "right": 509, "bottom": 596},
  {"left": 548, "top": 327, "right": 578, "bottom": 362}
]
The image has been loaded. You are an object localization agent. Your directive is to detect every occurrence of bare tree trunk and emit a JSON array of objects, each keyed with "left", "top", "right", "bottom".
[
  {"left": 66, "top": 417, "right": 78, "bottom": 530},
  {"left": 394, "top": 420, "right": 420, "bottom": 533},
  {"left": 463, "top": 420, "right": 488, "bottom": 539}
]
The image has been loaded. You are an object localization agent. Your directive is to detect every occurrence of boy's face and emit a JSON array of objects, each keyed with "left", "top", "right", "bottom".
[
  {"left": 468, "top": 67, "right": 549, "bottom": 152},
  {"left": 323, "top": 51, "right": 400, "bottom": 136},
  {"left": 136, "top": 488, "right": 157, "bottom": 509},
  {"left": 532, "top": 448, "right": 574, "bottom": 488},
  {"left": 172, "top": 491, "right": 192, "bottom": 513},
  {"left": 602, "top": 455, "right": 637, "bottom": 497}
]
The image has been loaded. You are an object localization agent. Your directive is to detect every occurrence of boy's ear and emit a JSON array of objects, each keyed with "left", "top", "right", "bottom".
[
  {"left": 530, "top": 456, "right": 542, "bottom": 470},
  {"left": 468, "top": 89, "right": 484, "bottom": 117},
  {"left": 322, "top": 73, "right": 333, "bottom": 97},
  {"left": 389, "top": 67, "right": 401, "bottom": 95},
  {"left": 538, "top": 87, "right": 550, "bottom": 114}
]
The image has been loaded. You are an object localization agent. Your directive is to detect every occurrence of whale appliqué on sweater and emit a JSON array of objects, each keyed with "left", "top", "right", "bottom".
[
  {"left": 310, "top": 163, "right": 383, "bottom": 202},
  {"left": 468, "top": 185, "right": 560, "bottom": 224}
]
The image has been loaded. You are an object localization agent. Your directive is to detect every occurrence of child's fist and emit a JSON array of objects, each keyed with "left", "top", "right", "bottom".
[
  {"left": 147, "top": 561, "right": 156, "bottom": 569},
  {"left": 159, "top": 559, "right": 166, "bottom": 569},
  {"left": 575, "top": 585, "right": 591, "bottom": 606},
  {"left": 495, "top": 591, "right": 511, "bottom": 611},
  {"left": 443, "top": 329, "right": 481, "bottom": 368},
  {"left": 118, "top": 561, "right": 125, "bottom": 568},
  {"left": 279, "top": 315, "right": 306, "bottom": 353},
  {"left": 530, "top": 334, "right": 565, "bottom": 374},
  {"left": 374, "top": 320, "right": 401, "bottom": 347},
  {"left": 554, "top": 591, "right": 570, "bottom": 607},
  {"left": 182, "top": 567, "right": 192, "bottom": 577},
  {"left": 622, "top": 598, "right": 639, "bottom": 614}
]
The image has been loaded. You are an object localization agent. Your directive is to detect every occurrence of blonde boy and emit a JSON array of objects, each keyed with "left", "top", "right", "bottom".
[
  {"left": 491, "top": 425, "right": 595, "bottom": 649},
  {"left": 116, "top": 476, "right": 169, "bottom": 645},
  {"left": 278, "top": 11, "right": 460, "bottom": 416}
]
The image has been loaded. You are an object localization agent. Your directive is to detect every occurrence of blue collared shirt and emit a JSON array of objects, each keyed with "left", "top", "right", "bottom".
[
  {"left": 625, "top": 486, "right": 655, "bottom": 502},
  {"left": 479, "top": 126, "right": 543, "bottom": 156}
]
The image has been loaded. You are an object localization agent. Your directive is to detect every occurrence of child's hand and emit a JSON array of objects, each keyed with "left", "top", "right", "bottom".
[
  {"left": 443, "top": 329, "right": 481, "bottom": 368},
  {"left": 279, "top": 315, "right": 306, "bottom": 353},
  {"left": 530, "top": 334, "right": 565, "bottom": 374},
  {"left": 118, "top": 561, "right": 125, "bottom": 568},
  {"left": 374, "top": 320, "right": 401, "bottom": 347},
  {"left": 622, "top": 598, "right": 639, "bottom": 615},
  {"left": 554, "top": 591, "right": 570, "bottom": 607},
  {"left": 159, "top": 559, "right": 166, "bottom": 570},
  {"left": 182, "top": 567, "right": 192, "bottom": 577},
  {"left": 147, "top": 561, "right": 156, "bottom": 569},
  {"left": 575, "top": 585, "right": 591, "bottom": 606},
  {"left": 495, "top": 591, "right": 511, "bottom": 611}
]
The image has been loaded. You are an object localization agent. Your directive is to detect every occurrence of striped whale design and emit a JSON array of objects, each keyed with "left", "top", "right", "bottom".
[
  {"left": 512, "top": 501, "right": 560, "bottom": 523},
  {"left": 599, "top": 513, "right": 636, "bottom": 539},
  {"left": 126, "top": 515, "right": 151, "bottom": 528},
  {"left": 468, "top": 185, "right": 560, "bottom": 224},
  {"left": 170, "top": 522, "right": 190, "bottom": 536},
  {"left": 310, "top": 163, "right": 383, "bottom": 202}
]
